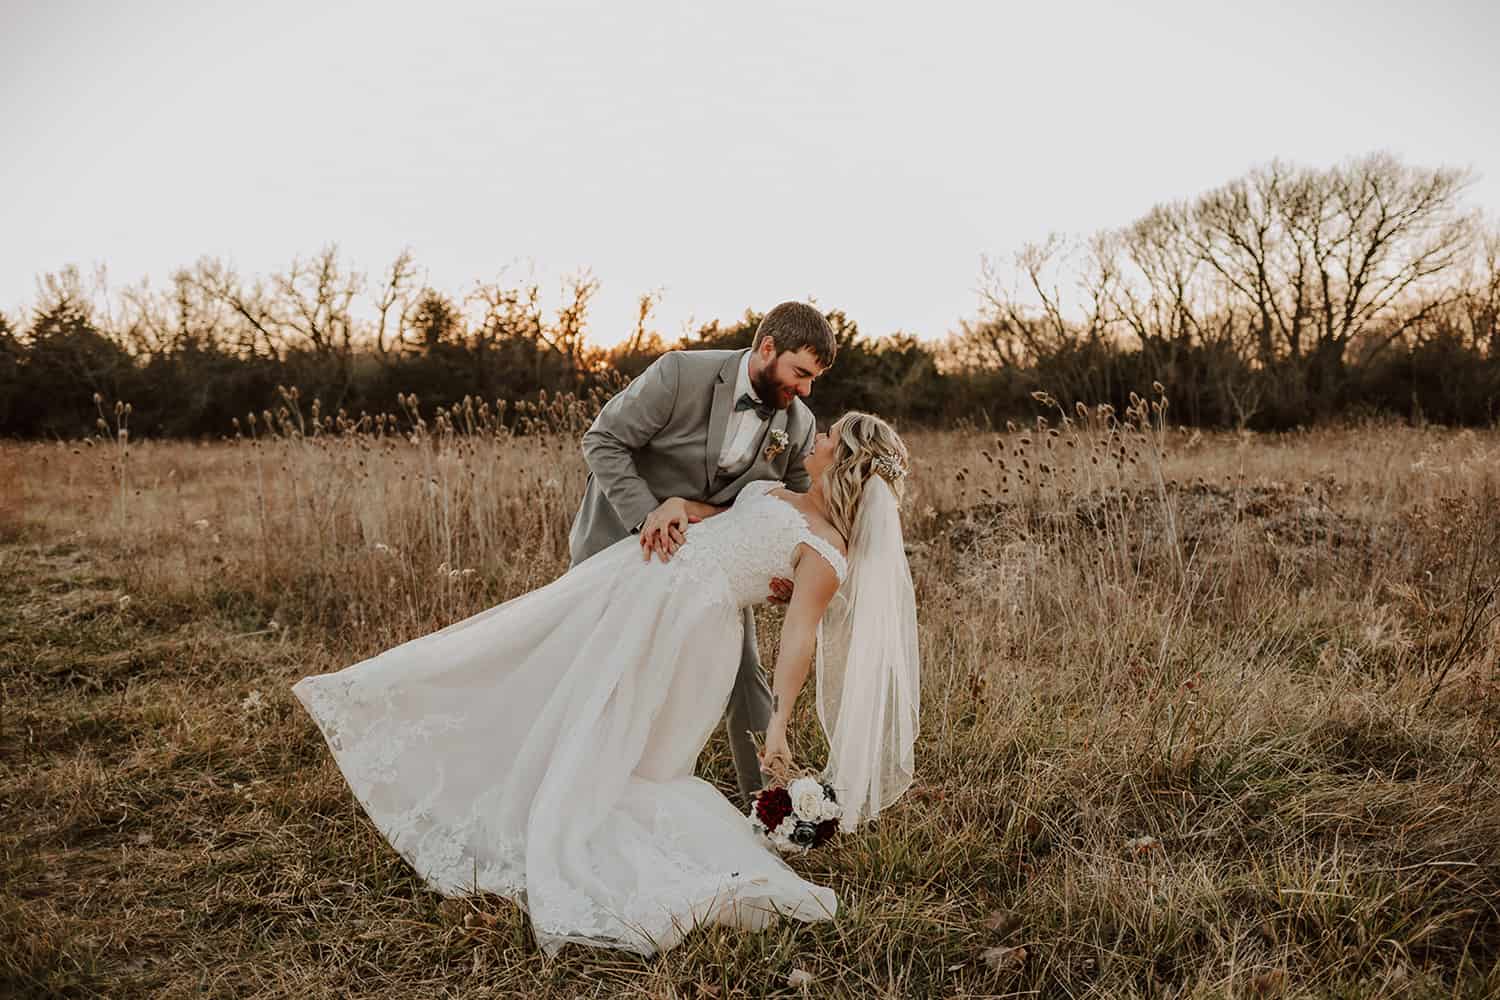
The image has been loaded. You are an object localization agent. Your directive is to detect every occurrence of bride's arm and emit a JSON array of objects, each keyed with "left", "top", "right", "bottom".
[
  {"left": 683, "top": 500, "right": 726, "bottom": 521},
  {"left": 651, "top": 498, "right": 727, "bottom": 525},
  {"left": 761, "top": 550, "right": 842, "bottom": 774}
]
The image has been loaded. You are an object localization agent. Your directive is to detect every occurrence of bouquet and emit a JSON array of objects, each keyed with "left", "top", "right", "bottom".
[{"left": 748, "top": 774, "right": 842, "bottom": 853}]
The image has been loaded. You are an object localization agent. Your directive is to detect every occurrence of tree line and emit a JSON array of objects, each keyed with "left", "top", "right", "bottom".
[{"left": 2, "top": 153, "right": 1497, "bottom": 439}]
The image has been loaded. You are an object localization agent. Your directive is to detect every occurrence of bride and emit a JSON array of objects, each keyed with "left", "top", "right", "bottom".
[{"left": 291, "top": 411, "right": 920, "bottom": 958}]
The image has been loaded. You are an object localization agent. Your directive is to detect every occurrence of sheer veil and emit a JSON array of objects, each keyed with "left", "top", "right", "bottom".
[{"left": 814, "top": 475, "right": 920, "bottom": 832}]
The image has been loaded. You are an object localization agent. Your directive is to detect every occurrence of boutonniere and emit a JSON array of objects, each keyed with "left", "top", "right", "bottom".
[{"left": 763, "top": 428, "right": 790, "bottom": 462}]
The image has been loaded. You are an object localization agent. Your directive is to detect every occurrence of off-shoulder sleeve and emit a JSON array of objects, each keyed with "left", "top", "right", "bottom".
[{"left": 797, "top": 530, "right": 848, "bottom": 583}]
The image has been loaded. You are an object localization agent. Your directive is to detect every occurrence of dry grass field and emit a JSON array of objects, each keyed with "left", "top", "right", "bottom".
[{"left": 4, "top": 392, "right": 1500, "bottom": 998}]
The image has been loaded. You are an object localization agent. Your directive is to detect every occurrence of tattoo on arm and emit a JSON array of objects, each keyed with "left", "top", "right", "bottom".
[{"left": 771, "top": 694, "right": 780, "bottom": 714}]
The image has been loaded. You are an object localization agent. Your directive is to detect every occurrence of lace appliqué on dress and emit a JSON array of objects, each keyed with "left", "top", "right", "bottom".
[{"left": 737, "top": 480, "right": 848, "bottom": 584}]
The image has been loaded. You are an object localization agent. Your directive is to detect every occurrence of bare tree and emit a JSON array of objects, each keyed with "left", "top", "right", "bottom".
[
  {"left": 185, "top": 258, "right": 285, "bottom": 361},
  {"left": 1475, "top": 225, "right": 1500, "bottom": 357},
  {"left": 1184, "top": 162, "right": 1298, "bottom": 366},
  {"left": 467, "top": 273, "right": 545, "bottom": 391},
  {"left": 964, "top": 236, "right": 1123, "bottom": 403},
  {"left": 1113, "top": 203, "right": 1207, "bottom": 350},
  {"left": 971, "top": 236, "right": 1078, "bottom": 367},
  {"left": 1187, "top": 155, "right": 1474, "bottom": 387},
  {"left": 541, "top": 270, "right": 600, "bottom": 384},
  {"left": 371, "top": 249, "right": 419, "bottom": 363},
  {"left": 119, "top": 268, "right": 234, "bottom": 359},
  {"left": 270, "top": 245, "right": 363, "bottom": 362},
  {"left": 1417, "top": 222, "right": 1500, "bottom": 359},
  {"left": 621, "top": 288, "right": 664, "bottom": 357},
  {"left": 1300, "top": 156, "right": 1472, "bottom": 375}
]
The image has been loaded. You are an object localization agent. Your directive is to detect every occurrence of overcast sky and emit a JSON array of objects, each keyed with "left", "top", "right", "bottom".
[{"left": 4, "top": 0, "right": 1497, "bottom": 346}]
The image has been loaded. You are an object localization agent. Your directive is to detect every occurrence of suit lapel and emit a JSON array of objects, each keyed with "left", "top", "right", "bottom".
[{"left": 704, "top": 351, "right": 744, "bottom": 489}]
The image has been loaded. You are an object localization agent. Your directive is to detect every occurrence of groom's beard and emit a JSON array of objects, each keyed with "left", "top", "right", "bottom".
[{"left": 750, "top": 367, "right": 798, "bottom": 411}]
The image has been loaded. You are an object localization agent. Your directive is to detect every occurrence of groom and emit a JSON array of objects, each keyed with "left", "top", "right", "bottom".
[{"left": 569, "top": 301, "right": 837, "bottom": 805}]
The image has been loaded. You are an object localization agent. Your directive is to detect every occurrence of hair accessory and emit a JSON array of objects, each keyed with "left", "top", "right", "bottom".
[{"left": 871, "top": 453, "right": 907, "bottom": 484}]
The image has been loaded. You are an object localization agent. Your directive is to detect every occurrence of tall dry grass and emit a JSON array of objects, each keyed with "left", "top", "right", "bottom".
[{"left": 4, "top": 386, "right": 1500, "bottom": 998}]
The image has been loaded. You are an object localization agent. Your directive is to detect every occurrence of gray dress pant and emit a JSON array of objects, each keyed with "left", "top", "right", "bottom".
[{"left": 725, "top": 606, "right": 773, "bottom": 804}]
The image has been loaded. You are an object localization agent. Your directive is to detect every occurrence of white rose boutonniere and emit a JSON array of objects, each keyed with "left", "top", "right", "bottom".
[{"left": 763, "top": 428, "right": 790, "bottom": 462}]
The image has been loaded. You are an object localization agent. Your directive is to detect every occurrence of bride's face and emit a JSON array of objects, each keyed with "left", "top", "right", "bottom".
[{"left": 803, "top": 430, "right": 838, "bottom": 480}]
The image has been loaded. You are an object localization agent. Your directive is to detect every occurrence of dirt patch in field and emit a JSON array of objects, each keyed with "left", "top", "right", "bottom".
[{"left": 943, "top": 479, "right": 1380, "bottom": 557}]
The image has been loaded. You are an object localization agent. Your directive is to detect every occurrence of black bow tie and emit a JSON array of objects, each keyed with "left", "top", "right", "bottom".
[{"left": 735, "top": 393, "right": 775, "bottom": 421}]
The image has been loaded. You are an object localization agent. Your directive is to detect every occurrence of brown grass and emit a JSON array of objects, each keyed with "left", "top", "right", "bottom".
[{"left": 4, "top": 395, "right": 1500, "bottom": 998}]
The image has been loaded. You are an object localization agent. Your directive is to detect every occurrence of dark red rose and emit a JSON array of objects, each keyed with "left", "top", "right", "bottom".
[
  {"left": 812, "top": 818, "right": 838, "bottom": 847},
  {"left": 754, "top": 787, "right": 793, "bottom": 830}
]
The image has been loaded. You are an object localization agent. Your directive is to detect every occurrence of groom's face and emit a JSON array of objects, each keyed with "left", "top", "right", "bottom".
[{"left": 751, "top": 343, "right": 827, "bottom": 410}]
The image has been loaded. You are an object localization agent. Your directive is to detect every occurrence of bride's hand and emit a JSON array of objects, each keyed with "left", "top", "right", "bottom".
[{"left": 758, "top": 725, "right": 793, "bottom": 782}]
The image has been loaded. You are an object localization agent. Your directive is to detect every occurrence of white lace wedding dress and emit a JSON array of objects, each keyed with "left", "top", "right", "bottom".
[{"left": 292, "top": 480, "right": 847, "bottom": 957}]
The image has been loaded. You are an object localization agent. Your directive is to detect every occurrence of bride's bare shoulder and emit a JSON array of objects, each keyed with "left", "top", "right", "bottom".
[
  {"left": 768, "top": 487, "right": 848, "bottom": 557},
  {"left": 801, "top": 509, "right": 848, "bottom": 559}
]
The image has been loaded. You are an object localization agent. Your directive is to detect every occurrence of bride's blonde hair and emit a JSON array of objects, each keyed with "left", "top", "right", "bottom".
[{"left": 820, "top": 412, "right": 910, "bottom": 543}]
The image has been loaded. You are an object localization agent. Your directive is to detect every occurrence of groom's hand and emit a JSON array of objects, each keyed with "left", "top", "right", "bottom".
[
  {"left": 640, "top": 498, "right": 691, "bottom": 562},
  {"left": 767, "top": 577, "right": 794, "bottom": 605}
]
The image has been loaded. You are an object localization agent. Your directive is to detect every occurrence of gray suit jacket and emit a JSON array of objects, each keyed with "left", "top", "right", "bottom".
[{"left": 569, "top": 349, "right": 818, "bottom": 565}]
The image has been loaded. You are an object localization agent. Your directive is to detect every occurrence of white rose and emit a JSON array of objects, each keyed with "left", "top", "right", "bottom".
[{"left": 789, "top": 777, "right": 824, "bottom": 819}]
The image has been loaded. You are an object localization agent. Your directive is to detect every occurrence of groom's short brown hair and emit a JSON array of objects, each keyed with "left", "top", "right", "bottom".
[{"left": 753, "top": 302, "right": 838, "bottom": 369}]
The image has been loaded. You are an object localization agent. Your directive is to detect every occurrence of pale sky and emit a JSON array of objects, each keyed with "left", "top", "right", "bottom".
[{"left": 4, "top": 0, "right": 1498, "bottom": 347}]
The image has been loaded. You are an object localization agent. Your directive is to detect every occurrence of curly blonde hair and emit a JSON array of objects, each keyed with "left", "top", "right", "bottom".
[{"left": 820, "top": 411, "right": 910, "bottom": 543}]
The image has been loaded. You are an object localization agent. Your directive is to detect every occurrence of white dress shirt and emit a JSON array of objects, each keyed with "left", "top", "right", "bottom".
[{"left": 716, "top": 352, "right": 768, "bottom": 477}]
